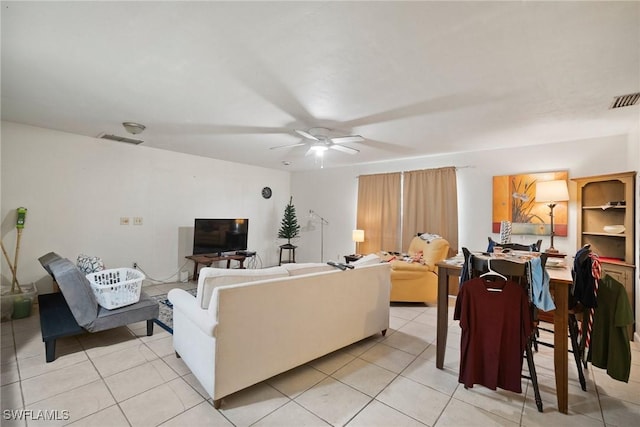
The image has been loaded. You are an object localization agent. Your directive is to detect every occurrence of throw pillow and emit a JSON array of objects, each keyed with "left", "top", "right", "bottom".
[{"left": 77, "top": 254, "right": 105, "bottom": 274}]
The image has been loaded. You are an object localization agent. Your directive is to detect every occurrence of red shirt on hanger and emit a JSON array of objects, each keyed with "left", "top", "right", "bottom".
[{"left": 454, "top": 277, "right": 532, "bottom": 393}]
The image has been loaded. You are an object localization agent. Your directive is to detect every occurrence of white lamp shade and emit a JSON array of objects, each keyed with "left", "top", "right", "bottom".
[
  {"left": 535, "top": 180, "right": 569, "bottom": 203},
  {"left": 352, "top": 229, "right": 365, "bottom": 243}
]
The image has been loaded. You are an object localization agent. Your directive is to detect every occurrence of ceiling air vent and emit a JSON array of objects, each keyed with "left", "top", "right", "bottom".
[
  {"left": 610, "top": 92, "right": 640, "bottom": 109},
  {"left": 97, "top": 133, "right": 144, "bottom": 145}
]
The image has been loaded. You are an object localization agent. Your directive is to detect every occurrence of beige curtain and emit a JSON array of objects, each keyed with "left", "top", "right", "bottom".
[
  {"left": 356, "top": 172, "right": 401, "bottom": 254},
  {"left": 402, "top": 167, "right": 458, "bottom": 254}
]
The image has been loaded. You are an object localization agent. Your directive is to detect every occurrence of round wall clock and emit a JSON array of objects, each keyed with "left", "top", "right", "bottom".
[{"left": 261, "top": 187, "right": 272, "bottom": 199}]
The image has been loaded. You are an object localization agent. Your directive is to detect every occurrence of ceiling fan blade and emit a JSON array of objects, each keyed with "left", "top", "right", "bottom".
[
  {"left": 331, "top": 135, "right": 364, "bottom": 144},
  {"left": 330, "top": 144, "right": 360, "bottom": 155},
  {"left": 295, "top": 129, "right": 320, "bottom": 141},
  {"left": 270, "top": 142, "right": 307, "bottom": 150}
]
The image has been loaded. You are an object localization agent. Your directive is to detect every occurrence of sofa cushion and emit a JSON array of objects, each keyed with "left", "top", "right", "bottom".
[
  {"left": 422, "top": 238, "right": 450, "bottom": 269},
  {"left": 281, "top": 263, "right": 334, "bottom": 276},
  {"left": 49, "top": 258, "right": 99, "bottom": 328},
  {"left": 92, "top": 291, "right": 159, "bottom": 332},
  {"left": 38, "top": 252, "right": 63, "bottom": 277},
  {"left": 391, "top": 269, "right": 435, "bottom": 282},
  {"left": 407, "top": 236, "right": 450, "bottom": 269},
  {"left": 197, "top": 266, "right": 289, "bottom": 309}
]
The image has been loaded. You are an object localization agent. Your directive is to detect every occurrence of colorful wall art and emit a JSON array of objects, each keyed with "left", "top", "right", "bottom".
[{"left": 492, "top": 171, "right": 568, "bottom": 236}]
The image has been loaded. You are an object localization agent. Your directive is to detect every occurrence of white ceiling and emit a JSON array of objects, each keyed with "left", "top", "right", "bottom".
[{"left": 2, "top": 1, "right": 639, "bottom": 171}]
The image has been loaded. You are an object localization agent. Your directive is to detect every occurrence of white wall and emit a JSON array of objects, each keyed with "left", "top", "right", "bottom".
[
  {"left": 291, "top": 133, "right": 639, "bottom": 263},
  {"left": 1, "top": 122, "right": 290, "bottom": 292}
]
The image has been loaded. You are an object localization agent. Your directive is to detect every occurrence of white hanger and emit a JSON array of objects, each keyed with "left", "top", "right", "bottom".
[{"left": 480, "top": 258, "right": 508, "bottom": 283}]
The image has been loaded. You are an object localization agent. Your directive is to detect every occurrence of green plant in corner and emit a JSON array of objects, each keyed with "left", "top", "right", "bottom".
[{"left": 278, "top": 196, "right": 301, "bottom": 244}]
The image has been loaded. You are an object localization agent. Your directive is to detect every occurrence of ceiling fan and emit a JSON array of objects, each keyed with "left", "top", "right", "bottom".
[{"left": 271, "top": 128, "right": 365, "bottom": 156}]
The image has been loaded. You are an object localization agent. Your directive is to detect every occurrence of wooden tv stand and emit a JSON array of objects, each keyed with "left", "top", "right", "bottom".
[{"left": 186, "top": 254, "right": 246, "bottom": 280}]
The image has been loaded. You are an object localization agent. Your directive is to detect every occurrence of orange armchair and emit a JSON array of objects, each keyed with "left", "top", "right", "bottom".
[{"left": 388, "top": 236, "right": 450, "bottom": 304}]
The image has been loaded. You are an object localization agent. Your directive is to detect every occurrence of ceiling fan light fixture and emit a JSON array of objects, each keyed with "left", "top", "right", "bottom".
[
  {"left": 310, "top": 143, "right": 328, "bottom": 156},
  {"left": 278, "top": 128, "right": 365, "bottom": 159}
]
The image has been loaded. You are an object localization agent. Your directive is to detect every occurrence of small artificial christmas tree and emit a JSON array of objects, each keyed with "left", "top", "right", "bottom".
[{"left": 278, "top": 196, "right": 301, "bottom": 244}]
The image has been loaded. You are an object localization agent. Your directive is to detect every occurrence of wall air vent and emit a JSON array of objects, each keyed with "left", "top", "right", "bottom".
[
  {"left": 610, "top": 92, "right": 640, "bottom": 109},
  {"left": 97, "top": 133, "right": 144, "bottom": 145}
]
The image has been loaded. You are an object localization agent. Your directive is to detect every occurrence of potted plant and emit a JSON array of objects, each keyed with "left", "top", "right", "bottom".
[
  {"left": 278, "top": 196, "right": 301, "bottom": 245},
  {"left": 277, "top": 197, "right": 301, "bottom": 264}
]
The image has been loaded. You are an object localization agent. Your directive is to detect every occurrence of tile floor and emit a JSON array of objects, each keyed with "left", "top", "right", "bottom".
[{"left": 1, "top": 281, "right": 639, "bottom": 426}]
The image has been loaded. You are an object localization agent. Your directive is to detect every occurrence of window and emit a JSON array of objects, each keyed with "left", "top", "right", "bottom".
[{"left": 357, "top": 167, "right": 458, "bottom": 254}]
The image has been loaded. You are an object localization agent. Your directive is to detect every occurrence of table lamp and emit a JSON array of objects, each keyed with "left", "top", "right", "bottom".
[
  {"left": 352, "top": 229, "right": 365, "bottom": 254},
  {"left": 535, "top": 180, "right": 569, "bottom": 253}
]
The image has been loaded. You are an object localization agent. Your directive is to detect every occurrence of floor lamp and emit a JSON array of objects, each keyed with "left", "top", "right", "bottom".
[
  {"left": 535, "top": 180, "right": 569, "bottom": 253},
  {"left": 309, "top": 210, "right": 329, "bottom": 262}
]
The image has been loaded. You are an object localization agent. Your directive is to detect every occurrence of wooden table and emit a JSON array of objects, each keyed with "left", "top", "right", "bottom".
[
  {"left": 436, "top": 259, "right": 573, "bottom": 414},
  {"left": 186, "top": 254, "right": 246, "bottom": 280}
]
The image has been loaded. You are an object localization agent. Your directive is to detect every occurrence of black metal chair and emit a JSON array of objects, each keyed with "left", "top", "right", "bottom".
[
  {"left": 463, "top": 247, "right": 587, "bottom": 399},
  {"left": 460, "top": 248, "right": 545, "bottom": 412},
  {"left": 533, "top": 247, "right": 589, "bottom": 392},
  {"left": 534, "top": 308, "right": 587, "bottom": 391},
  {"left": 487, "top": 237, "right": 543, "bottom": 252}
]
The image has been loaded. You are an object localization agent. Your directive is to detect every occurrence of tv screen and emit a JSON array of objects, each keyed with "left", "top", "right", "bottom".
[{"left": 193, "top": 218, "right": 249, "bottom": 256}]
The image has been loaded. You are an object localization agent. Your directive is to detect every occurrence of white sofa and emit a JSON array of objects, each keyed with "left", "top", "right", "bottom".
[{"left": 168, "top": 261, "right": 391, "bottom": 408}]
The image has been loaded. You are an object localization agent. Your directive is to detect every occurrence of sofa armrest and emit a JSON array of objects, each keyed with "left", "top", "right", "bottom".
[
  {"left": 390, "top": 260, "right": 434, "bottom": 272},
  {"left": 168, "top": 289, "right": 217, "bottom": 337}
]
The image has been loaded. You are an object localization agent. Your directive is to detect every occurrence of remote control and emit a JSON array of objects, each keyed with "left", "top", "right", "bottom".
[{"left": 327, "top": 261, "right": 347, "bottom": 271}]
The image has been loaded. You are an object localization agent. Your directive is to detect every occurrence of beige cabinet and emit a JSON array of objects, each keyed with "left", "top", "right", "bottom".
[
  {"left": 573, "top": 171, "right": 636, "bottom": 337},
  {"left": 600, "top": 262, "right": 635, "bottom": 338}
]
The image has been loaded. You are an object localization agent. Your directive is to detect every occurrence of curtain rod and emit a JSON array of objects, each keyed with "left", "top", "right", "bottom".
[{"left": 356, "top": 165, "right": 475, "bottom": 178}]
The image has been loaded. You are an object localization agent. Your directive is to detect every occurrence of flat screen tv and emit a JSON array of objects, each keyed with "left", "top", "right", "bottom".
[{"left": 192, "top": 218, "right": 249, "bottom": 256}]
